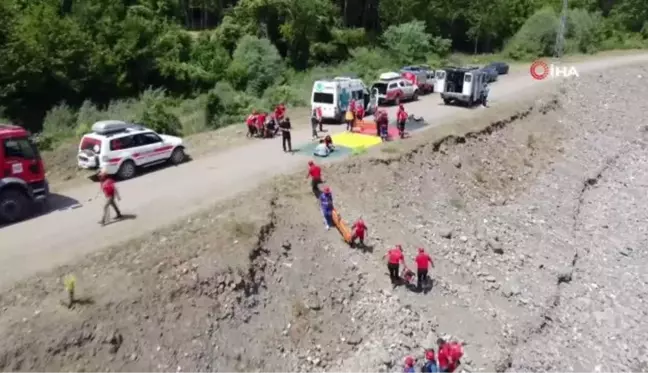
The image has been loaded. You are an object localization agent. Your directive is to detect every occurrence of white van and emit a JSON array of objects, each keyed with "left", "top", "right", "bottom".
[
  {"left": 311, "top": 76, "right": 371, "bottom": 122},
  {"left": 439, "top": 67, "right": 487, "bottom": 106}
]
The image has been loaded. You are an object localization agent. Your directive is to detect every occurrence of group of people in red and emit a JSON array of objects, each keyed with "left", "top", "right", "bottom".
[
  {"left": 306, "top": 160, "right": 462, "bottom": 372},
  {"left": 384, "top": 245, "right": 434, "bottom": 291},
  {"left": 245, "top": 103, "right": 287, "bottom": 139},
  {"left": 372, "top": 104, "right": 409, "bottom": 140},
  {"left": 307, "top": 160, "right": 368, "bottom": 246},
  {"left": 403, "top": 339, "right": 465, "bottom": 373}
]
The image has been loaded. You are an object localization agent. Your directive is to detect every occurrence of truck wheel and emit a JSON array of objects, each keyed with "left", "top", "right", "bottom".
[
  {"left": 170, "top": 147, "right": 186, "bottom": 165},
  {"left": 413, "top": 90, "right": 419, "bottom": 101},
  {"left": 443, "top": 98, "right": 451, "bottom": 105},
  {"left": 0, "top": 189, "right": 29, "bottom": 223},
  {"left": 117, "top": 160, "right": 137, "bottom": 180}
]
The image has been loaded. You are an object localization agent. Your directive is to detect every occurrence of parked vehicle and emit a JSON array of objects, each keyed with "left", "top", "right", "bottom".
[
  {"left": 77, "top": 120, "right": 186, "bottom": 180},
  {"left": 418, "top": 64, "right": 436, "bottom": 90},
  {"left": 370, "top": 72, "right": 419, "bottom": 105},
  {"left": 438, "top": 67, "right": 488, "bottom": 106},
  {"left": 486, "top": 62, "right": 510, "bottom": 75},
  {"left": 311, "top": 76, "right": 372, "bottom": 122},
  {"left": 400, "top": 66, "right": 433, "bottom": 93},
  {"left": 482, "top": 65, "right": 499, "bottom": 82},
  {"left": 0, "top": 124, "right": 49, "bottom": 223}
]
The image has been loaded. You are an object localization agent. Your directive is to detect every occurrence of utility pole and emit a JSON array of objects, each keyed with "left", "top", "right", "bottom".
[{"left": 554, "top": 0, "right": 568, "bottom": 59}]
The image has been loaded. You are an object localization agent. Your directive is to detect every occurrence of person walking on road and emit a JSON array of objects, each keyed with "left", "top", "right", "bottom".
[
  {"left": 307, "top": 160, "right": 323, "bottom": 196},
  {"left": 319, "top": 186, "right": 334, "bottom": 230},
  {"left": 414, "top": 247, "right": 434, "bottom": 291},
  {"left": 279, "top": 117, "right": 292, "bottom": 152},
  {"left": 345, "top": 109, "right": 354, "bottom": 131},
  {"left": 482, "top": 83, "right": 490, "bottom": 108},
  {"left": 397, "top": 104, "right": 408, "bottom": 139},
  {"left": 310, "top": 108, "right": 319, "bottom": 139},
  {"left": 384, "top": 245, "right": 406, "bottom": 285},
  {"left": 315, "top": 106, "right": 323, "bottom": 132},
  {"left": 98, "top": 170, "right": 122, "bottom": 226}
]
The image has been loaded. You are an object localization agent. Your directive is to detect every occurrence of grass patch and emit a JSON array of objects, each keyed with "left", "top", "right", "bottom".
[
  {"left": 352, "top": 146, "right": 367, "bottom": 156},
  {"left": 527, "top": 133, "right": 536, "bottom": 149},
  {"left": 381, "top": 145, "right": 400, "bottom": 154},
  {"left": 473, "top": 169, "right": 486, "bottom": 183},
  {"left": 292, "top": 300, "right": 309, "bottom": 318},
  {"left": 449, "top": 196, "right": 466, "bottom": 210}
]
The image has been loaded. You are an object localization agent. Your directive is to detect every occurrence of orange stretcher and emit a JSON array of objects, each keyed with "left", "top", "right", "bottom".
[{"left": 332, "top": 208, "right": 352, "bottom": 243}]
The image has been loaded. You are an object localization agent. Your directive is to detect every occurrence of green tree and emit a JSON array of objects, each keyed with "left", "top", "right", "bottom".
[
  {"left": 0, "top": 2, "right": 93, "bottom": 129},
  {"left": 382, "top": 21, "right": 432, "bottom": 64},
  {"left": 227, "top": 35, "right": 284, "bottom": 96}
]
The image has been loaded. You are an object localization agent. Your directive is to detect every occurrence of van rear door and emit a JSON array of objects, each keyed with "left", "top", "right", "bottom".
[
  {"left": 312, "top": 82, "right": 338, "bottom": 119},
  {"left": 462, "top": 73, "right": 474, "bottom": 97},
  {"left": 434, "top": 70, "right": 446, "bottom": 93}
]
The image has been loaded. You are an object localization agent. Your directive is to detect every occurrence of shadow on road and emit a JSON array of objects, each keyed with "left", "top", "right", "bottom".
[
  {"left": 102, "top": 213, "right": 137, "bottom": 226},
  {"left": 0, "top": 193, "right": 82, "bottom": 229},
  {"left": 88, "top": 156, "right": 194, "bottom": 183}
]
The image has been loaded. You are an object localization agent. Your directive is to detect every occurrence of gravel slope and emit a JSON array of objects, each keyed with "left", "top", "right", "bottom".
[
  {"left": 1, "top": 54, "right": 647, "bottom": 289},
  {"left": 0, "top": 62, "right": 647, "bottom": 372}
]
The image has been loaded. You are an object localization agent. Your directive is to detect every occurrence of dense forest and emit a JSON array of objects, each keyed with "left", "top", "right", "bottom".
[{"left": 0, "top": 0, "right": 646, "bottom": 141}]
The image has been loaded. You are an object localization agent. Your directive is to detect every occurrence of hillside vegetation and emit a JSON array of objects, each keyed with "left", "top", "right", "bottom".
[{"left": 0, "top": 0, "right": 646, "bottom": 148}]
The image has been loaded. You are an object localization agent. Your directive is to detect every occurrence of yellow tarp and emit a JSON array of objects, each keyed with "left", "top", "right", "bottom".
[{"left": 331, "top": 132, "right": 382, "bottom": 150}]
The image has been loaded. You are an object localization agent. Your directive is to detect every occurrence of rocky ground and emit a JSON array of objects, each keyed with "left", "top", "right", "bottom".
[{"left": 1, "top": 63, "right": 647, "bottom": 372}]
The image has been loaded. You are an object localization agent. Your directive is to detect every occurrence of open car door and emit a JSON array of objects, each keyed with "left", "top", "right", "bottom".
[
  {"left": 366, "top": 87, "right": 378, "bottom": 114},
  {"left": 434, "top": 70, "right": 446, "bottom": 93}
]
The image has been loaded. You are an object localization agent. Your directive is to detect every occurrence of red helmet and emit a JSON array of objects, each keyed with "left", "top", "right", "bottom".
[
  {"left": 425, "top": 350, "right": 435, "bottom": 361},
  {"left": 404, "top": 356, "right": 414, "bottom": 367}
]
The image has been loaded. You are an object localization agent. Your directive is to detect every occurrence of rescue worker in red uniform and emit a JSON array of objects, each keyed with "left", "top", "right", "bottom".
[
  {"left": 246, "top": 110, "right": 258, "bottom": 137},
  {"left": 384, "top": 245, "right": 406, "bottom": 284},
  {"left": 274, "top": 103, "right": 286, "bottom": 121},
  {"left": 414, "top": 247, "right": 434, "bottom": 291},
  {"left": 98, "top": 170, "right": 122, "bottom": 226},
  {"left": 306, "top": 160, "right": 322, "bottom": 196},
  {"left": 350, "top": 218, "right": 367, "bottom": 247},
  {"left": 378, "top": 110, "right": 389, "bottom": 140},
  {"left": 397, "top": 104, "right": 408, "bottom": 139},
  {"left": 403, "top": 356, "right": 416, "bottom": 373},
  {"left": 437, "top": 339, "right": 463, "bottom": 372},
  {"left": 422, "top": 349, "right": 439, "bottom": 372},
  {"left": 355, "top": 104, "right": 365, "bottom": 121}
]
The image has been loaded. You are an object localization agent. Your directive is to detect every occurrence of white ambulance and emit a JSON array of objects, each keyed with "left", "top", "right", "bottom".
[{"left": 311, "top": 76, "right": 373, "bottom": 123}]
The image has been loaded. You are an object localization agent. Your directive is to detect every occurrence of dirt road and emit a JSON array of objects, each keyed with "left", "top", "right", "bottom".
[{"left": 1, "top": 53, "right": 646, "bottom": 288}]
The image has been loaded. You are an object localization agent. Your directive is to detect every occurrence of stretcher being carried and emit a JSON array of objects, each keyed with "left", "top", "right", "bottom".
[{"left": 331, "top": 208, "right": 352, "bottom": 244}]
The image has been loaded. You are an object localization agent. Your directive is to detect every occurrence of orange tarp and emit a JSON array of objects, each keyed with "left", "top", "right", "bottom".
[
  {"left": 332, "top": 208, "right": 352, "bottom": 243},
  {"left": 352, "top": 119, "right": 376, "bottom": 133}
]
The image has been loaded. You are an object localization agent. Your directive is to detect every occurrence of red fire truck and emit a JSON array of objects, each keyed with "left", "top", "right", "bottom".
[{"left": 0, "top": 124, "right": 49, "bottom": 223}]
